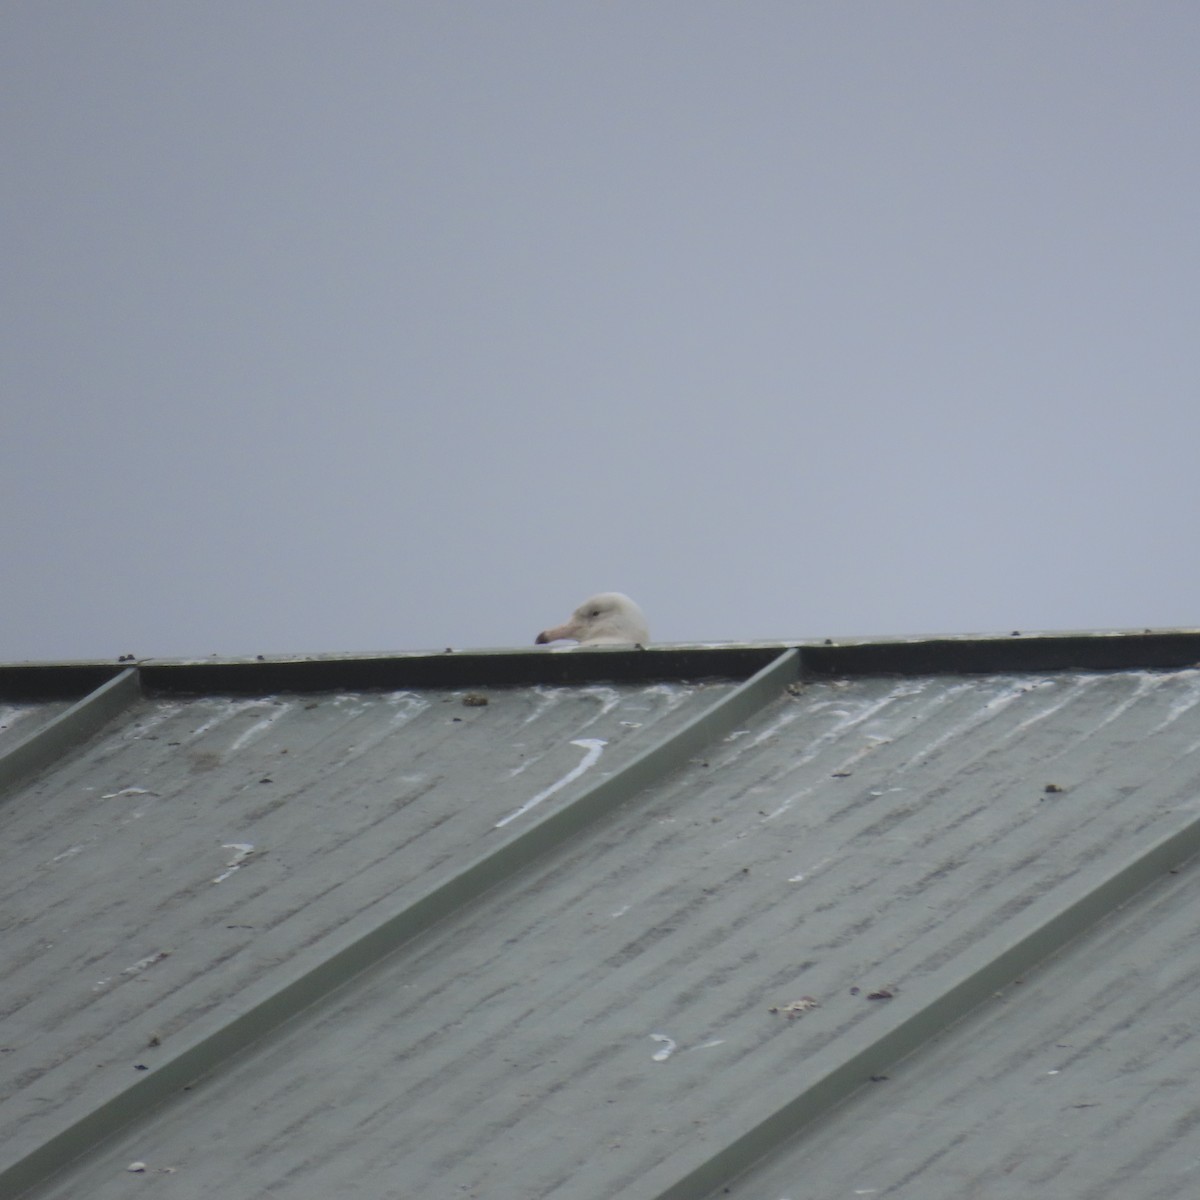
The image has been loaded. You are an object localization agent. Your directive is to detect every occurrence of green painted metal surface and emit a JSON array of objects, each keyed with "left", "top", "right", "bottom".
[
  {"left": 3, "top": 637, "right": 1200, "bottom": 1198},
  {"left": 0, "top": 669, "right": 140, "bottom": 800}
]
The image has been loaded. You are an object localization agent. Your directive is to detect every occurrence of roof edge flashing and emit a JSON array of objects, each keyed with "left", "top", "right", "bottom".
[
  {"left": 803, "top": 628, "right": 1200, "bottom": 677},
  {"left": 2, "top": 628, "right": 1199, "bottom": 697}
]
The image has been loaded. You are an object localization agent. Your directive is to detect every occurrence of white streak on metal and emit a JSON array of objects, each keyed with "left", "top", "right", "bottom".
[
  {"left": 641, "top": 682, "right": 694, "bottom": 711},
  {"left": 212, "top": 843, "right": 255, "bottom": 883},
  {"left": 763, "top": 784, "right": 815, "bottom": 822},
  {"left": 580, "top": 686, "right": 622, "bottom": 719},
  {"left": 520, "top": 686, "right": 562, "bottom": 727},
  {"left": 749, "top": 707, "right": 806, "bottom": 746},
  {"left": 0, "top": 703, "right": 38, "bottom": 732},
  {"left": 339, "top": 694, "right": 429, "bottom": 761},
  {"left": 1144, "top": 670, "right": 1200, "bottom": 732},
  {"left": 909, "top": 675, "right": 1089, "bottom": 764},
  {"left": 650, "top": 1034, "right": 677, "bottom": 1061},
  {"left": 758, "top": 689, "right": 906, "bottom": 819},
  {"left": 229, "top": 705, "right": 292, "bottom": 752},
  {"left": 495, "top": 738, "right": 607, "bottom": 828},
  {"left": 121, "top": 702, "right": 181, "bottom": 740},
  {"left": 122, "top": 951, "right": 169, "bottom": 975},
  {"left": 186, "top": 698, "right": 271, "bottom": 741}
]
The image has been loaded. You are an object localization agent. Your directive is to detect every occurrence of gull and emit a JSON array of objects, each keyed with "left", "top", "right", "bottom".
[{"left": 535, "top": 593, "right": 649, "bottom": 647}]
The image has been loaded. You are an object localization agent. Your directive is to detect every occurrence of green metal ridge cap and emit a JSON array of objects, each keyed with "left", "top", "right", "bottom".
[
  {"left": 104, "top": 629, "right": 1200, "bottom": 689},
  {"left": 3, "top": 627, "right": 1199, "bottom": 697},
  {"left": 0, "top": 649, "right": 802, "bottom": 1200},
  {"left": 802, "top": 627, "right": 1200, "bottom": 675},
  {"left": 0, "top": 669, "right": 141, "bottom": 800},
  {"left": 637, "top": 787, "right": 1200, "bottom": 1200},
  {"left": 22, "top": 625, "right": 1200, "bottom": 664},
  {"left": 135, "top": 644, "right": 783, "bottom": 693},
  {"left": 0, "top": 663, "right": 134, "bottom": 699}
]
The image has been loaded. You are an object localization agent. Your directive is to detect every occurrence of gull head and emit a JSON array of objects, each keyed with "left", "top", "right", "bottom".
[{"left": 535, "top": 593, "right": 649, "bottom": 647}]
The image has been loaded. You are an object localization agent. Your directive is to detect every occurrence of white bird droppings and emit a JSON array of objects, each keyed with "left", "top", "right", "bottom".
[
  {"left": 122, "top": 951, "right": 169, "bottom": 975},
  {"left": 212, "top": 843, "right": 256, "bottom": 883},
  {"left": 495, "top": 739, "right": 606, "bottom": 828},
  {"left": 650, "top": 1034, "right": 677, "bottom": 1061}
]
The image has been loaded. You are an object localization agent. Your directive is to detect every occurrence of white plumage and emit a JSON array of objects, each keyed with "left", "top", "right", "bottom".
[{"left": 535, "top": 593, "right": 649, "bottom": 647}]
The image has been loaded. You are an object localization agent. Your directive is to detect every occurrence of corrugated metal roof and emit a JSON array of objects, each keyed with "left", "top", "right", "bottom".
[
  {"left": 3, "top": 634, "right": 1200, "bottom": 1198},
  {"left": 734, "top": 861, "right": 1200, "bottom": 1198},
  {"left": 0, "top": 700, "right": 72, "bottom": 755}
]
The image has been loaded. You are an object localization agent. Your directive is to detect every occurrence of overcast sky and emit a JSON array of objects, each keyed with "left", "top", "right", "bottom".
[{"left": 4, "top": 3, "right": 1198, "bottom": 662}]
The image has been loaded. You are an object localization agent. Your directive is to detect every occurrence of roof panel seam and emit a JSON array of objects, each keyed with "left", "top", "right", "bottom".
[
  {"left": 0, "top": 651, "right": 802, "bottom": 1199},
  {"left": 0, "top": 668, "right": 141, "bottom": 803},
  {"left": 638, "top": 796, "right": 1200, "bottom": 1200}
]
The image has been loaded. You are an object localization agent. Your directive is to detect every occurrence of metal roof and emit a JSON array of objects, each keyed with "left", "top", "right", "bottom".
[{"left": 3, "top": 632, "right": 1200, "bottom": 1198}]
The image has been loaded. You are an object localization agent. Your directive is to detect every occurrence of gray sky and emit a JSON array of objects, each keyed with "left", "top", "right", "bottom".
[{"left": 4, "top": 3, "right": 1198, "bottom": 662}]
